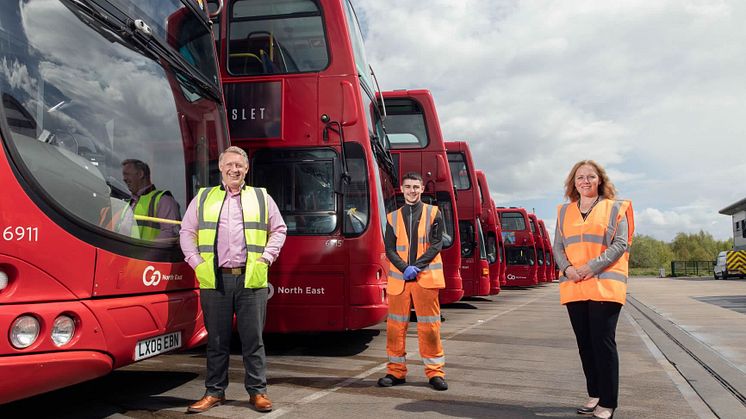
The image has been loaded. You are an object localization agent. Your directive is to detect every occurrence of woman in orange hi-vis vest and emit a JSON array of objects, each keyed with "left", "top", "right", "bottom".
[
  {"left": 553, "top": 160, "right": 634, "bottom": 419},
  {"left": 377, "top": 172, "right": 448, "bottom": 392}
]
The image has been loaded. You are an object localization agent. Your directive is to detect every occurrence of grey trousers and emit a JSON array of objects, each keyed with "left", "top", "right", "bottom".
[{"left": 200, "top": 272, "right": 268, "bottom": 397}]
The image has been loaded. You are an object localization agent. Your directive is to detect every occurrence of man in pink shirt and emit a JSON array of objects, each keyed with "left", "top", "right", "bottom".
[{"left": 180, "top": 146, "right": 286, "bottom": 413}]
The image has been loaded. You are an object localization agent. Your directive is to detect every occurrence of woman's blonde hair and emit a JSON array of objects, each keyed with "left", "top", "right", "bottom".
[{"left": 563, "top": 160, "right": 616, "bottom": 201}]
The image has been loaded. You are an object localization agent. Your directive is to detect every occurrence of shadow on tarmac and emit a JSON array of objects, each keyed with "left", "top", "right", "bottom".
[
  {"left": 0, "top": 370, "right": 197, "bottom": 418},
  {"left": 264, "top": 329, "right": 380, "bottom": 357},
  {"left": 395, "top": 399, "right": 566, "bottom": 418}
]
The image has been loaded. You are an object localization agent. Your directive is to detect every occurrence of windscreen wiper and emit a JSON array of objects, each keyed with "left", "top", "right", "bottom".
[{"left": 63, "top": 0, "right": 222, "bottom": 103}]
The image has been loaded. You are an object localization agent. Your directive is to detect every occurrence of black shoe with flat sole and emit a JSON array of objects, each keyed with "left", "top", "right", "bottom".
[
  {"left": 377, "top": 374, "right": 406, "bottom": 387},
  {"left": 576, "top": 404, "right": 597, "bottom": 415}
]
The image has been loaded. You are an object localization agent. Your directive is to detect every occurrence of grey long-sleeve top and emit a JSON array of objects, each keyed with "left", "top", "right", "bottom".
[{"left": 553, "top": 215, "right": 629, "bottom": 276}]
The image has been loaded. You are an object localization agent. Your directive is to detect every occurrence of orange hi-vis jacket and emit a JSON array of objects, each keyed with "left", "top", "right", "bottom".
[
  {"left": 386, "top": 204, "right": 445, "bottom": 296},
  {"left": 557, "top": 199, "right": 634, "bottom": 305}
]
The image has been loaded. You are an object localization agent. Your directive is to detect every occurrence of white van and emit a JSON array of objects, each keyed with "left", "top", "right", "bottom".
[
  {"left": 713, "top": 251, "right": 728, "bottom": 279},
  {"left": 714, "top": 250, "right": 746, "bottom": 279}
]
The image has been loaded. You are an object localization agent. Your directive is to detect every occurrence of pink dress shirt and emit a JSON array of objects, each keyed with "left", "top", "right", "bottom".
[{"left": 179, "top": 183, "right": 287, "bottom": 269}]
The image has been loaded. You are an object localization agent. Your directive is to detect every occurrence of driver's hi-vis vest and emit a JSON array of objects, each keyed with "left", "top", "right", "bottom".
[
  {"left": 557, "top": 199, "right": 634, "bottom": 305},
  {"left": 195, "top": 186, "right": 269, "bottom": 289},
  {"left": 115, "top": 189, "right": 169, "bottom": 241},
  {"left": 386, "top": 204, "right": 445, "bottom": 296}
]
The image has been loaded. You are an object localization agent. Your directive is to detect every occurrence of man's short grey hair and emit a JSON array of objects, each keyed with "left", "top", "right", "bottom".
[
  {"left": 121, "top": 159, "right": 150, "bottom": 178},
  {"left": 219, "top": 146, "right": 249, "bottom": 166}
]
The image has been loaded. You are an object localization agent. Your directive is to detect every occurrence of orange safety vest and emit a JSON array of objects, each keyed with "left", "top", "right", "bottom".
[
  {"left": 386, "top": 204, "right": 445, "bottom": 296},
  {"left": 557, "top": 199, "right": 634, "bottom": 305}
]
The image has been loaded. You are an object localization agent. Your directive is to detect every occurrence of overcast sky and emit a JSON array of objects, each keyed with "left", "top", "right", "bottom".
[{"left": 357, "top": 0, "right": 746, "bottom": 242}]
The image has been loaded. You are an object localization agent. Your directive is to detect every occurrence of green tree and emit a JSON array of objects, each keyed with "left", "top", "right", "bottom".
[
  {"left": 630, "top": 234, "right": 673, "bottom": 268},
  {"left": 670, "top": 230, "right": 730, "bottom": 261}
]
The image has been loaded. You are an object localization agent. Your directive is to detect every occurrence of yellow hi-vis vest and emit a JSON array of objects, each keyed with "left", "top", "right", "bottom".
[
  {"left": 557, "top": 199, "right": 634, "bottom": 305},
  {"left": 386, "top": 204, "right": 445, "bottom": 296},
  {"left": 195, "top": 185, "right": 269, "bottom": 289},
  {"left": 116, "top": 189, "right": 168, "bottom": 240}
]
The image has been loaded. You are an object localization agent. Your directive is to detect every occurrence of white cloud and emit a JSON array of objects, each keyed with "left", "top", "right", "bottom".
[{"left": 358, "top": 0, "right": 746, "bottom": 242}]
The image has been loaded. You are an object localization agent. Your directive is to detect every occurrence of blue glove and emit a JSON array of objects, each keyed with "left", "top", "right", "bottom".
[{"left": 403, "top": 265, "right": 421, "bottom": 281}]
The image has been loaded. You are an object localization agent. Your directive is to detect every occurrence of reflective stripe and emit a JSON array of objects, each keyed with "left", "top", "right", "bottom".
[
  {"left": 598, "top": 271, "right": 628, "bottom": 283},
  {"left": 558, "top": 203, "right": 570, "bottom": 237},
  {"left": 391, "top": 211, "right": 399, "bottom": 234},
  {"left": 201, "top": 221, "right": 218, "bottom": 229},
  {"left": 422, "top": 356, "right": 445, "bottom": 365},
  {"left": 388, "top": 355, "right": 406, "bottom": 363},
  {"left": 198, "top": 186, "right": 213, "bottom": 225},
  {"left": 198, "top": 245, "right": 214, "bottom": 252},
  {"left": 247, "top": 244, "right": 266, "bottom": 254},
  {"left": 564, "top": 235, "right": 582, "bottom": 245},
  {"left": 244, "top": 221, "right": 268, "bottom": 231},
  {"left": 389, "top": 270, "right": 404, "bottom": 280},
  {"left": 388, "top": 313, "right": 410, "bottom": 323},
  {"left": 423, "top": 263, "right": 443, "bottom": 271},
  {"left": 254, "top": 187, "right": 267, "bottom": 227},
  {"left": 604, "top": 200, "right": 623, "bottom": 247},
  {"left": 417, "top": 315, "right": 440, "bottom": 323},
  {"left": 425, "top": 204, "right": 433, "bottom": 239},
  {"left": 396, "top": 245, "right": 406, "bottom": 252},
  {"left": 582, "top": 234, "right": 605, "bottom": 244}
]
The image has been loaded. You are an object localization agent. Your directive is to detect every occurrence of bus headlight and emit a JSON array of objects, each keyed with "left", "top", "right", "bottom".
[
  {"left": 51, "top": 315, "right": 76, "bottom": 347},
  {"left": 10, "top": 315, "right": 40, "bottom": 349}
]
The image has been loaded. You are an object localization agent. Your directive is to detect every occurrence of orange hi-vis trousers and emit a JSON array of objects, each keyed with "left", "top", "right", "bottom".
[{"left": 386, "top": 281, "right": 445, "bottom": 379}]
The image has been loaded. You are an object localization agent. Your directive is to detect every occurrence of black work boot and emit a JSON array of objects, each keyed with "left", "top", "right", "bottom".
[
  {"left": 429, "top": 376, "right": 448, "bottom": 391},
  {"left": 377, "top": 374, "right": 406, "bottom": 387}
]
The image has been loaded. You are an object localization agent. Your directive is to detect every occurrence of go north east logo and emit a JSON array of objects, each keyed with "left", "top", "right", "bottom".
[{"left": 143, "top": 266, "right": 184, "bottom": 286}]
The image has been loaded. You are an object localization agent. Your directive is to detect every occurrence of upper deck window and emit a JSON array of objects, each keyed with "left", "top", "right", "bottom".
[
  {"left": 342, "top": 0, "right": 374, "bottom": 92},
  {"left": 447, "top": 152, "right": 471, "bottom": 190},
  {"left": 500, "top": 212, "right": 527, "bottom": 231},
  {"left": 228, "top": 0, "right": 328, "bottom": 75},
  {"left": 383, "top": 99, "right": 429, "bottom": 149}
]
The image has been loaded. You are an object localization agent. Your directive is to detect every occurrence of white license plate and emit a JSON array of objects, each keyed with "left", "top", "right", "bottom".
[{"left": 134, "top": 331, "right": 181, "bottom": 361}]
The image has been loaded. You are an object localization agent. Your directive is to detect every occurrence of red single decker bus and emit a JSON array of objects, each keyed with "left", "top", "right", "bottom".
[
  {"left": 445, "top": 141, "right": 490, "bottom": 297},
  {"left": 380, "top": 89, "right": 463, "bottom": 304},
  {"left": 1, "top": 0, "right": 227, "bottom": 402},
  {"left": 537, "top": 219, "right": 556, "bottom": 282},
  {"left": 476, "top": 170, "right": 502, "bottom": 295},
  {"left": 213, "top": 0, "right": 398, "bottom": 332},
  {"left": 496, "top": 207, "right": 538, "bottom": 286}
]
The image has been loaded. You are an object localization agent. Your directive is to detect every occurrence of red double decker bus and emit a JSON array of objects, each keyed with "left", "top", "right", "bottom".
[
  {"left": 445, "top": 141, "right": 490, "bottom": 297},
  {"left": 527, "top": 213, "right": 547, "bottom": 283},
  {"left": 537, "top": 219, "right": 556, "bottom": 281},
  {"left": 476, "top": 170, "right": 502, "bottom": 295},
  {"left": 212, "top": 0, "right": 398, "bottom": 332},
  {"left": 1, "top": 0, "right": 226, "bottom": 402},
  {"left": 380, "top": 89, "right": 463, "bottom": 304},
  {"left": 496, "top": 207, "right": 538, "bottom": 286}
]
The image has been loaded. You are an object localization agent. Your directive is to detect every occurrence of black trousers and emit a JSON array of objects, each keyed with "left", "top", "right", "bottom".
[
  {"left": 566, "top": 300, "right": 622, "bottom": 409},
  {"left": 200, "top": 272, "right": 268, "bottom": 397}
]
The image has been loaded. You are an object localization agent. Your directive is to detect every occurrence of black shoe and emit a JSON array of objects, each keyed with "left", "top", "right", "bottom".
[
  {"left": 377, "top": 374, "right": 406, "bottom": 387},
  {"left": 429, "top": 376, "right": 448, "bottom": 391},
  {"left": 577, "top": 405, "right": 597, "bottom": 415}
]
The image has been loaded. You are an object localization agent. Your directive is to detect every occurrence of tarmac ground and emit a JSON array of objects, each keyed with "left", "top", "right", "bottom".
[{"left": 3, "top": 276, "right": 746, "bottom": 418}]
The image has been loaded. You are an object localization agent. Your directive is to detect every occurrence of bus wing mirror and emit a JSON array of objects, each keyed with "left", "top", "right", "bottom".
[
  {"left": 436, "top": 154, "right": 448, "bottom": 182},
  {"left": 341, "top": 81, "right": 358, "bottom": 127}
]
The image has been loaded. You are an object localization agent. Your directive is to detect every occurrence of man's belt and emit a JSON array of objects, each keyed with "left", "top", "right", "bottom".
[{"left": 220, "top": 266, "right": 245, "bottom": 275}]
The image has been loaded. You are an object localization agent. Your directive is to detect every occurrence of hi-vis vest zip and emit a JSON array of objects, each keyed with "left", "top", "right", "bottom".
[
  {"left": 195, "top": 186, "right": 269, "bottom": 289},
  {"left": 557, "top": 199, "right": 634, "bottom": 305},
  {"left": 386, "top": 204, "right": 445, "bottom": 296}
]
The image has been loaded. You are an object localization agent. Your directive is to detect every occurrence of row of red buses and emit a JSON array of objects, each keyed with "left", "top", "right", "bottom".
[
  {"left": 445, "top": 141, "right": 490, "bottom": 297},
  {"left": 528, "top": 213, "right": 547, "bottom": 283},
  {"left": 1, "top": 0, "right": 227, "bottom": 403},
  {"left": 380, "top": 89, "right": 463, "bottom": 304},
  {"left": 476, "top": 170, "right": 505, "bottom": 295},
  {"left": 496, "top": 207, "right": 538, "bottom": 286},
  {"left": 211, "top": 0, "right": 398, "bottom": 332}
]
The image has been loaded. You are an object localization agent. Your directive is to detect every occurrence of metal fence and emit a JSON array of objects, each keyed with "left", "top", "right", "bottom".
[{"left": 670, "top": 260, "right": 714, "bottom": 277}]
